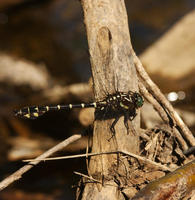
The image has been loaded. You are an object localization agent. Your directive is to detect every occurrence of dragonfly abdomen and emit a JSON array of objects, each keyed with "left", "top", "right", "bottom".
[{"left": 14, "top": 103, "right": 97, "bottom": 119}]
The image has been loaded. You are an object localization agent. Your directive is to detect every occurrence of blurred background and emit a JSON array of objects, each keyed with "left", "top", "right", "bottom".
[{"left": 0, "top": 0, "right": 194, "bottom": 199}]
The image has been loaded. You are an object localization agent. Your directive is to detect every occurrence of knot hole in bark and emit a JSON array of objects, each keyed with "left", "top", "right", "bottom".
[
  {"left": 95, "top": 27, "right": 114, "bottom": 96},
  {"left": 97, "top": 26, "right": 112, "bottom": 59}
]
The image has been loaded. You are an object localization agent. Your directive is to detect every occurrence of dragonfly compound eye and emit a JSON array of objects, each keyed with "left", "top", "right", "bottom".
[{"left": 135, "top": 94, "right": 144, "bottom": 108}]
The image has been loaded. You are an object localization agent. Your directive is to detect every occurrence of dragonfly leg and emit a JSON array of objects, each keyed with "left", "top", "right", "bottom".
[
  {"left": 124, "top": 112, "right": 130, "bottom": 134},
  {"left": 109, "top": 116, "right": 120, "bottom": 141}
]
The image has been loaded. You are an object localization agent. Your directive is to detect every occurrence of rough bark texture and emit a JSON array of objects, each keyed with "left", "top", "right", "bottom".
[{"left": 79, "top": 1, "right": 139, "bottom": 199}]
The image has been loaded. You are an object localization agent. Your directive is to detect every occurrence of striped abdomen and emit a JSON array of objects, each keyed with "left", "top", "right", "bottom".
[{"left": 14, "top": 103, "right": 97, "bottom": 119}]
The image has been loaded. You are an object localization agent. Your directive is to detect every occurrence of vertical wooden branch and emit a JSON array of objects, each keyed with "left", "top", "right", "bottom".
[{"left": 80, "top": 0, "right": 139, "bottom": 199}]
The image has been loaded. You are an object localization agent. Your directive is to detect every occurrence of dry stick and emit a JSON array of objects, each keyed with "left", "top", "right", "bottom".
[
  {"left": 139, "top": 129, "right": 150, "bottom": 141},
  {"left": 23, "top": 150, "right": 172, "bottom": 172},
  {"left": 74, "top": 171, "right": 118, "bottom": 187},
  {"left": 139, "top": 81, "right": 169, "bottom": 123},
  {"left": 120, "top": 150, "right": 172, "bottom": 171},
  {"left": 74, "top": 172, "right": 118, "bottom": 187},
  {"left": 133, "top": 51, "right": 195, "bottom": 147},
  {"left": 0, "top": 134, "right": 82, "bottom": 191},
  {"left": 74, "top": 171, "right": 102, "bottom": 184},
  {"left": 139, "top": 81, "right": 188, "bottom": 150}
]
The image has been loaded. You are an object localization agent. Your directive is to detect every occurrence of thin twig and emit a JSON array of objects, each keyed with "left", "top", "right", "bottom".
[
  {"left": 23, "top": 150, "right": 172, "bottom": 172},
  {"left": 139, "top": 81, "right": 188, "bottom": 150},
  {"left": 74, "top": 171, "right": 102, "bottom": 184},
  {"left": 139, "top": 81, "right": 169, "bottom": 123},
  {"left": 133, "top": 51, "right": 195, "bottom": 147},
  {"left": 74, "top": 171, "right": 118, "bottom": 187},
  {"left": 0, "top": 134, "right": 82, "bottom": 191},
  {"left": 119, "top": 150, "right": 172, "bottom": 171},
  {"left": 139, "top": 129, "right": 150, "bottom": 141}
]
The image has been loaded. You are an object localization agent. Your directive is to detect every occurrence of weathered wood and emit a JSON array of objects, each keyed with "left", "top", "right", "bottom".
[
  {"left": 80, "top": 0, "right": 140, "bottom": 199},
  {"left": 132, "top": 160, "right": 195, "bottom": 200}
]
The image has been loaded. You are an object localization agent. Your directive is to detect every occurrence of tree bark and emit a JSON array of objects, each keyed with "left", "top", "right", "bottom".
[{"left": 79, "top": 1, "right": 139, "bottom": 199}]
